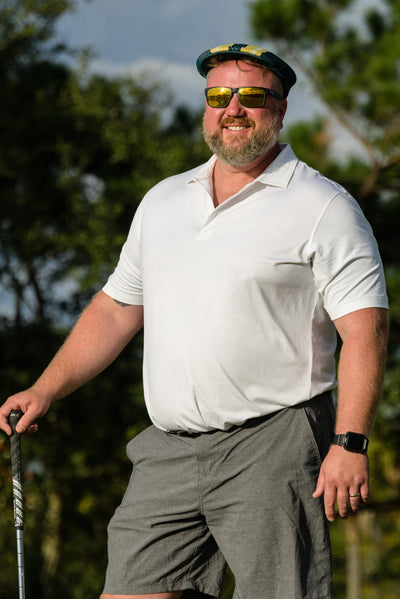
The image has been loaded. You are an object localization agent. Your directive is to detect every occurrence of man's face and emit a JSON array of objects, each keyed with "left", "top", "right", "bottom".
[{"left": 203, "top": 60, "right": 287, "bottom": 168}]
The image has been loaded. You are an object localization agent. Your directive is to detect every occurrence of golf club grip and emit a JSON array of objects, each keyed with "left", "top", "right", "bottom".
[{"left": 9, "top": 410, "right": 24, "bottom": 529}]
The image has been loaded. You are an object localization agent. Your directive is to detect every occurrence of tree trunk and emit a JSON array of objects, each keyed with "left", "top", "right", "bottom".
[{"left": 345, "top": 516, "right": 362, "bottom": 599}]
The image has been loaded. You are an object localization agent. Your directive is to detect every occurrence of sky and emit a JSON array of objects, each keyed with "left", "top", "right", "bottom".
[
  {"left": 54, "top": 0, "right": 377, "bottom": 155},
  {"left": 54, "top": 0, "right": 325, "bottom": 126}
]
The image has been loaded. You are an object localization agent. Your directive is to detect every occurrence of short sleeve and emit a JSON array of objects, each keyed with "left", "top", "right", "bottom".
[
  {"left": 310, "top": 192, "right": 388, "bottom": 320},
  {"left": 102, "top": 202, "right": 144, "bottom": 305}
]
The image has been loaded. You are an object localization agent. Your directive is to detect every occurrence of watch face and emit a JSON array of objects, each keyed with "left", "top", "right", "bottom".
[{"left": 346, "top": 433, "right": 367, "bottom": 452}]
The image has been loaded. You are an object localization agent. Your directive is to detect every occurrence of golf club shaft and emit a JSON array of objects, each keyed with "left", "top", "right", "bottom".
[
  {"left": 15, "top": 528, "right": 25, "bottom": 598},
  {"left": 10, "top": 410, "right": 26, "bottom": 599}
]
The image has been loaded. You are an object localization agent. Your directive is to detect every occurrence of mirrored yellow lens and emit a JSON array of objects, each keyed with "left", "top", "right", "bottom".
[
  {"left": 238, "top": 88, "right": 266, "bottom": 107},
  {"left": 207, "top": 87, "right": 231, "bottom": 107}
]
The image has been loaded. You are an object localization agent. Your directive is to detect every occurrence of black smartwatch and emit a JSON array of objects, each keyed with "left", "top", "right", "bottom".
[{"left": 332, "top": 432, "right": 369, "bottom": 454}]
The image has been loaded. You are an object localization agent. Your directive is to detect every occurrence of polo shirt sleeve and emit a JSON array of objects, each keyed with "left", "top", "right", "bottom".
[
  {"left": 310, "top": 191, "right": 388, "bottom": 321},
  {"left": 102, "top": 203, "right": 143, "bottom": 305}
]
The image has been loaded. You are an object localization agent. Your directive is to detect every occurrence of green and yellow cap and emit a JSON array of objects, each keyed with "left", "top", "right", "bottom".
[{"left": 196, "top": 43, "right": 296, "bottom": 98}]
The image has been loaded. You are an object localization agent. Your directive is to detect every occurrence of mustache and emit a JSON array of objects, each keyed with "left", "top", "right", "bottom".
[{"left": 221, "top": 117, "right": 254, "bottom": 128}]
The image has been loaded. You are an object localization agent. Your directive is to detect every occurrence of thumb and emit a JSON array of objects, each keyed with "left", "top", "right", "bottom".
[
  {"left": 313, "top": 472, "right": 325, "bottom": 498},
  {"left": 16, "top": 410, "right": 40, "bottom": 433},
  {"left": 15, "top": 414, "right": 28, "bottom": 433}
]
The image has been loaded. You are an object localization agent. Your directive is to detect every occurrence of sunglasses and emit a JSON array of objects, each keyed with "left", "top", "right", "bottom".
[{"left": 205, "top": 86, "right": 283, "bottom": 108}]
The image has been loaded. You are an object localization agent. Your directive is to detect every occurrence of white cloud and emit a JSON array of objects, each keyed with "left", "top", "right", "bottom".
[
  {"left": 58, "top": 1, "right": 369, "bottom": 159},
  {"left": 87, "top": 56, "right": 324, "bottom": 126},
  {"left": 88, "top": 57, "right": 205, "bottom": 112}
]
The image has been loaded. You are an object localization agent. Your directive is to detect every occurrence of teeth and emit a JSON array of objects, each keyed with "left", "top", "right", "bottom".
[{"left": 227, "top": 126, "right": 246, "bottom": 131}]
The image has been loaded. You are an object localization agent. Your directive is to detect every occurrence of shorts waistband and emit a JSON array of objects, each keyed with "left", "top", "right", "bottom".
[{"left": 168, "top": 391, "right": 333, "bottom": 437}]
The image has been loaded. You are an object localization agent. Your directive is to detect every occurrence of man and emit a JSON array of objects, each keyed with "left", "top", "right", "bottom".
[{"left": 0, "top": 43, "right": 389, "bottom": 598}]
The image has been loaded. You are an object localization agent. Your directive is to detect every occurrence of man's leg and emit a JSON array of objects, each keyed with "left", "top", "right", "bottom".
[
  {"left": 102, "top": 427, "right": 225, "bottom": 598},
  {"left": 200, "top": 396, "right": 335, "bottom": 598}
]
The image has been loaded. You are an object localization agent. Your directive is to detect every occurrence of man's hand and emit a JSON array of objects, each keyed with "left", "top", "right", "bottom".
[
  {"left": 313, "top": 444, "right": 369, "bottom": 522},
  {"left": 0, "top": 389, "right": 51, "bottom": 436}
]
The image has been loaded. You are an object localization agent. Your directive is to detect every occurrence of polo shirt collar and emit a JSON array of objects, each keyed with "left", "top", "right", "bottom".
[
  {"left": 256, "top": 144, "right": 298, "bottom": 188},
  {"left": 188, "top": 144, "right": 298, "bottom": 192}
]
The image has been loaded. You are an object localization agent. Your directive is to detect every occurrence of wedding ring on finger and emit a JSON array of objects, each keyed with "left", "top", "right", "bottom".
[{"left": 349, "top": 492, "right": 361, "bottom": 498}]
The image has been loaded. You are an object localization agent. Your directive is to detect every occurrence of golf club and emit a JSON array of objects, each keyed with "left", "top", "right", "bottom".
[{"left": 9, "top": 409, "right": 26, "bottom": 599}]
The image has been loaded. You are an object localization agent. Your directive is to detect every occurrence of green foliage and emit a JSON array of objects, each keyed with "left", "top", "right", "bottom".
[
  {"left": 0, "top": 1, "right": 210, "bottom": 597},
  {"left": 251, "top": 0, "right": 355, "bottom": 47},
  {"left": 250, "top": 0, "right": 400, "bottom": 597},
  {"left": 0, "top": 22, "right": 208, "bottom": 326},
  {"left": 0, "top": 0, "right": 74, "bottom": 63},
  {"left": 251, "top": 0, "right": 400, "bottom": 164},
  {"left": 1, "top": 0, "right": 399, "bottom": 596}
]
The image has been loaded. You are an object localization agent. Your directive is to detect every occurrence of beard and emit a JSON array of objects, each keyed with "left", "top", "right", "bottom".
[{"left": 203, "top": 113, "right": 282, "bottom": 167}]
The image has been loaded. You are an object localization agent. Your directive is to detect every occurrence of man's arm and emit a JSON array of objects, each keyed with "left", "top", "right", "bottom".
[
  {"left": 313, "top": 307, "right": 389, "bottom": 521},
  {"left": 0, "top": 291, "right": 144, "bottom": 435}
]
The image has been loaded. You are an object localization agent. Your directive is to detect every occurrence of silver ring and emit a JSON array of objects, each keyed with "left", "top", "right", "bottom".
[{"left": 349, "top": 493, "right": 360, "bottom": 498}]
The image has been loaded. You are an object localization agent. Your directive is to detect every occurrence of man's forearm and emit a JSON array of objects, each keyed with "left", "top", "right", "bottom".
[
  {"left": 0, "top": 292, "right": 143, "bottom": 435},
  {"left": 334, "top": 307, "right": 389, "bottom": 436},
  {"left": 314, "top": 307, "right": 389, "bottom": 521}
]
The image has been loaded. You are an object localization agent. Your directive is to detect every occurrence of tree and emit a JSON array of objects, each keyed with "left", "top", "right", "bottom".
[
  {"left": 249, "top": 0, "right": 400, "bottom": 254},
  {"left": 0, "top": 2, "right": 209, "bottom": 598},
  {"left": 248, "top": 1, "right": 400, "bottom": 596}
]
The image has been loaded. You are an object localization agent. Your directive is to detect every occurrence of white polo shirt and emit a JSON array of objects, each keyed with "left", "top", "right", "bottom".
[{"left": 103, "top": 144, "right": 388, "bottom": 432}]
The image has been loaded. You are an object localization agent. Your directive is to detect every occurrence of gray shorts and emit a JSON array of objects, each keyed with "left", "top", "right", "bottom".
[{"left": 103, "top": 394, "right": 335, "bottom": 598}]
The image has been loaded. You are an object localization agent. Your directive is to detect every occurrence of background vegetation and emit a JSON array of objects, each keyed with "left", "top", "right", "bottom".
[{"left": 0, "top": 1, "right": 399, "bottom": 598}]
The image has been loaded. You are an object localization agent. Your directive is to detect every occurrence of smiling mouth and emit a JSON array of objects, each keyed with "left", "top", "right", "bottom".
[
  {"left": 225, "top": 125, "right": 249, "bottom": 131},
  {"left": 222, "top": 118, "right": 253, "bottom": 132}
]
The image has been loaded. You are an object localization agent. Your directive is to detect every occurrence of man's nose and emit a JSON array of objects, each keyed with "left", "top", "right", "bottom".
[{"left": 225, "top": 91, "right": 247, "bottom": 115}]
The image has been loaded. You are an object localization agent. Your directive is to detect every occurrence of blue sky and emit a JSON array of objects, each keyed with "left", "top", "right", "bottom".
[
  {"left": 57, "top": 0, "right": 254, "bottom": 65},
  {"left": 54, "top": 0, "right": 374, "bottom": 153},
  {"left": 55, "top": 0, "right": 322, "bottom": 125}
]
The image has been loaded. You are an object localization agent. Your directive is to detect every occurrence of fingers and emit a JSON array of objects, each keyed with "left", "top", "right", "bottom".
[
  {"left": 15, "top": 412, "right": 38, "bottom": 434},
  {"left": 340, "top": 483, "right": 369, "bottom": 518},
  {"left": 314, "top": 447, "right": 369, "bottom": 521},
  {"left": 313, "top": 471, "right": 340, "bottom": 522},
  {"left": 323, "top": 485, "right": 339, "bottom": 522},
  {"left": 316, "top": 484, "right": 368, "bottom": 522},
  {"left": 0, "top": 389, "right": 50, "bottom": 436},
  {"left": 348, "top": 490, "right": 362, "bottom": 513},
  {"left": 0, "top": 411, "right": 13, "bottom": 436},
  {"left": 0, "top": 406, "right": 37, "bottom": 436},
  {"left": 0, "top": 401, "right": 21, "bottom": 435},
  {"left": 312, "top": 473, "right": 325, "bottom": 499},
  {"left": 356, "top": 481, "right": 369, "bottom": 508},
  {"left": 337, "top": 487, "right": 353, "bottom": 519}
]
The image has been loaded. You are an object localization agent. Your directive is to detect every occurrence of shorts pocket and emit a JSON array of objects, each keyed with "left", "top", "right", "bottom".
[{"left": 303, "top": 395, "right": 335, "bottom": 463}]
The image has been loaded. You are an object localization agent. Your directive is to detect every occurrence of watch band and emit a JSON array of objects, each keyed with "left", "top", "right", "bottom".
[
  {"left": 333, "top": 433, "right": 347, "bottom": 447},
  {"left": 332, "top": 432, "right": 369, "bottom": 453}
]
